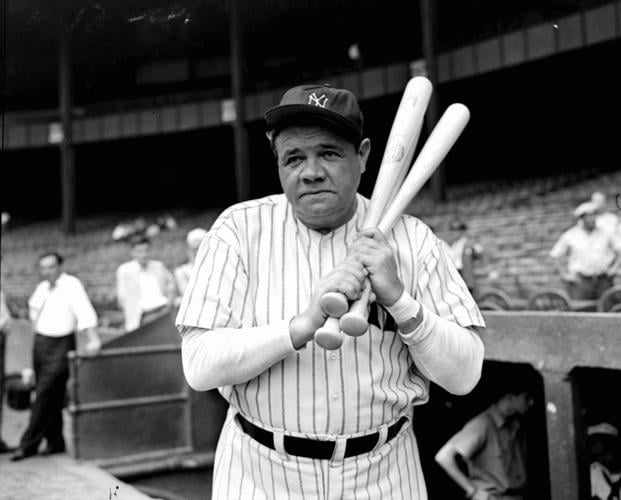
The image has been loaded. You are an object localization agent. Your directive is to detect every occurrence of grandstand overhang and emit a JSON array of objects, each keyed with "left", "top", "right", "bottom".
[{"left": 3, "top": 1, "right": 619, "bottom": 150}]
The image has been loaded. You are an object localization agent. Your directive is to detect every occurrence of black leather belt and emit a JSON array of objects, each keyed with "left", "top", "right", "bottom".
[{"left": 236, "top": 414, "right": 408, "bottom": 460}]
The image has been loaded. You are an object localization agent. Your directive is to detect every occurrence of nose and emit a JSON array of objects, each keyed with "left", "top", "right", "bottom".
[{"left": 300, "top": 156, "right": 326, "bottom": 182}]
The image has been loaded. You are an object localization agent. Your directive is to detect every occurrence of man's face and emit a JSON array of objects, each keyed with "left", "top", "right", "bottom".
[
  {"left": 39, "top": 255, "right": 62, "bottom": 284},
  {"left": 581, "top": 212, "right": 597, "bottom": 230},
  {"left": 275, "top": 126, "right": 370, "bottom": 232},
  {"left": 511, "top": 392, "right": 534, "bottom": 415},
  {"left": 131, "top": 243, "right": 150, "bottom": 266}
]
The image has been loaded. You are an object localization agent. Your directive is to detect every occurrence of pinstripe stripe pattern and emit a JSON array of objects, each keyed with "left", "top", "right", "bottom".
[
  {"left": 177, "top": 193, "right": 484, "bottom": 437},
  {"left": 211, "top": 408, "right": 428, "bottom": 500}
]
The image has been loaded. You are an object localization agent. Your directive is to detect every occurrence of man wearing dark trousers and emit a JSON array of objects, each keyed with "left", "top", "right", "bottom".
[{"left": 11, "top": 252, "right": 101, "bottom": 461}]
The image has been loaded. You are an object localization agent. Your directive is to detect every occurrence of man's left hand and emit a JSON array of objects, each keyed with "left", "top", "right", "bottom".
[{"left": 347, "top": 228, "right": 404, "bottom": 307}]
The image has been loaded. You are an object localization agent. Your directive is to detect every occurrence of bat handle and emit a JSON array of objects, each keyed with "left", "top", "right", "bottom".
[
  {"left": 319, "top": 292, "right": 349, "bottom": 318},
  {"left": 314, "top": 316, "right": 343, "bottom": 350},
  {"left": 339, "top": 279, "right": 371, "bottom": 336}
]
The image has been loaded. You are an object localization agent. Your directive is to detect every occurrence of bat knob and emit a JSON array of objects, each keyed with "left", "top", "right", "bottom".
[
  {"left": 339, "top": 313, "right": 369, "bottom": 337},
  {"left": 320, "top": 292, "right": 349, "bottom": 318},
  {"left": 314, "top": 317, "right": 343, "bottom": 350}
]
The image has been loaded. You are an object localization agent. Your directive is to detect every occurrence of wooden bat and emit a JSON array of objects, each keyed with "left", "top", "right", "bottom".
[
  {"left": 315, "top": 76, "right": 433, "bottom": 349},
  {"left": 339, "top": 103, "right": 471, "bottom": 336}
]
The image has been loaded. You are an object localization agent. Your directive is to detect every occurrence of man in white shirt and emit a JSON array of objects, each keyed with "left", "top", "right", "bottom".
[
  {"left": 11, "top": 252, "right": 101, "bottom": 461},
  {"left": 447, "top": 221, "right": 486, "bottom": 296},
  {"left": 550, "top": 201, "right": 621, "bottom": 300},
  {"left": 591, "top": 191, "right": 621, "bottom": 244},
  {"left": 116, "top": 235, "right": 176, "bottom": 331},
  {"left": 174, "top": 227, "right": 207, "bottom": 302}
]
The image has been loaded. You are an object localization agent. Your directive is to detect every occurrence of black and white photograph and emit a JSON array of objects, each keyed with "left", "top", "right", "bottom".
[{"left": 1, "top": 1, "right": 620, "bottom": 498}]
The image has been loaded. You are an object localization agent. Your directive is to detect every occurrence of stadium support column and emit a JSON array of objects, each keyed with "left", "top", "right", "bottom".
[
  {"left": 229, "top": 0, "right": 250, "bottom": 202},
  {"left": 420, "top": 0, "right": 446, "bottom": 202},
  {"left": 59, "top": 17, "right": 76, "bottom": 234}
]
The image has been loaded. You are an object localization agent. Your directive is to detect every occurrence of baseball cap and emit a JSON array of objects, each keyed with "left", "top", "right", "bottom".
[
  {"left": 265, "top": 84, "right": 363, "bottom": 143},
  {"left": 574, "top": 201, "right": 600, "bottom": 218}
]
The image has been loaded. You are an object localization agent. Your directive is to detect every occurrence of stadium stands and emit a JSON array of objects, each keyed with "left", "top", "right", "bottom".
[{"left": 1, "top": 169, "right": 619, "bottom": 319}]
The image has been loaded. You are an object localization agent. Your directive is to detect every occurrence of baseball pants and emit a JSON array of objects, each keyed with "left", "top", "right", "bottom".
[{"left": 211, "top": 408, "right": 428, "bottom": 499}]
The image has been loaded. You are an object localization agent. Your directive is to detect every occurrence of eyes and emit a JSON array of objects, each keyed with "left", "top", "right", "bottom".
[{"left": 282, "top": 150, "right": 342, "bottom": 168}]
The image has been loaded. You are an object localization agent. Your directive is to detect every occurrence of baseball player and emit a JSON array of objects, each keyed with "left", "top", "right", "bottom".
[{"left": 177, "top": 84, "right": 485, "bottom": 499}]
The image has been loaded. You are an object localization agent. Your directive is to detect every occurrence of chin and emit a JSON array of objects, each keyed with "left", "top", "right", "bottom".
[{"left": 298, "top": 210, "right": 345, "bottom": 232}]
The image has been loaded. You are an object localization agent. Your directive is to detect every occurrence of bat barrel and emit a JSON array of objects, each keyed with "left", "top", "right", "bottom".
[
  {"left": 314, "top": 317, "right": 344, "bottom": 350},
  {"left": 378, "top": 103, "right": 470, "bottom": 234}
]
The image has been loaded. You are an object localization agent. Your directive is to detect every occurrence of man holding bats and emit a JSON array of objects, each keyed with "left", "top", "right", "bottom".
[{"left": 176, "top": 83, "right": 485, "bottom": 499}]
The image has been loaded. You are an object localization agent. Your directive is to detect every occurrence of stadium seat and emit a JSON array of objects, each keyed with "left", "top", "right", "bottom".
[
  {"left": 597, "top": 285, "right": 621, "bottom": 313},
  {"left": 527, "top": 289, "right": 572, "bottom": 311}
]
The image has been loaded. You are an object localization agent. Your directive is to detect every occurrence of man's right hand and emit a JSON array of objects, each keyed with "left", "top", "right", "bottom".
[{"left": 289, "top": 260, "right": 366, "bottom": 348}]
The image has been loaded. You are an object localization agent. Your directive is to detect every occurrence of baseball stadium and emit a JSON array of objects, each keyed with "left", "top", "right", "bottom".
[{"left": 1, "top": 1, "right": 620, "bottom": 499}]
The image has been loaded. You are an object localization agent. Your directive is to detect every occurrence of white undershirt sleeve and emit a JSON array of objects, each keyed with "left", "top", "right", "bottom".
[
  {"left": 387, "top": 291, "right": 484, "bottom": 395},
  {"left": 180, "top": 321, "right": 297, "bottom": 391}
]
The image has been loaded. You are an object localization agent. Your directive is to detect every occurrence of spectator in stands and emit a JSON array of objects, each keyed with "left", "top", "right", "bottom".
[
  {"left": 116, "top": 235, "right": 176, "bottom": 331},
  {"left": 550, "top": 201, "right": 621, "bottom": 300},
  {"left": 11, "top": 252, "right": 101, "bottom": 461},
  {"left": 447, "top": 220, "right": 486, "bottom": 296},
  {"left": 592, "top": 191, "right": 621, "bottom": 242},
  {"left": 174, "top": 228, "right": 207, "bottom": 301},
  {"left": 588, "top": 422, "right": 621, "bottom": 500},
  {"left": 0, "top": 286, "right": 13, "bottom": 452},
  {"left": 434, "top": 377, "right": 534, "bottom": 500}
]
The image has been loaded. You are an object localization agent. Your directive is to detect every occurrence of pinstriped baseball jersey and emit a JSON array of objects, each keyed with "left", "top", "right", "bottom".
[{"left": 177, "top": 193, "right": 484, "bottom": 437}]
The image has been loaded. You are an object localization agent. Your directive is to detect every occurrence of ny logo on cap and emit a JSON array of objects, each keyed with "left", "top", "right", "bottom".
[{"left": 308, "top": 93, "right": 328, "bottom": 108}]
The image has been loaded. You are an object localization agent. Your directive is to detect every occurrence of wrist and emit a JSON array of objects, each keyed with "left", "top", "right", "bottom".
[
  {"left": 465, "top": 487, "right": 477, "bottom": 499},
  {"left": 289, "top": 310, "right": 322, "bottom": 349},
  {"left": 385, "top": 290, "right": 420, "bottom": 322}
]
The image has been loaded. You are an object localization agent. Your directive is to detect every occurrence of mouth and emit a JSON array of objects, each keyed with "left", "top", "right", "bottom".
[{"left": 300, "top": 190, "right": 333, "bottom": 198}]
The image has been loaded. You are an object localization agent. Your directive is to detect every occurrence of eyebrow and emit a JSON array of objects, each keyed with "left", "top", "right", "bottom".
[{"left": 280, "top": 141, "right": 345, "bottom": 156}]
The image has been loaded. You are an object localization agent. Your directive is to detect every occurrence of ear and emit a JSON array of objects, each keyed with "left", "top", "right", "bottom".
[{"left": 358, "top": 138, "right": 371, "bottom": 174}]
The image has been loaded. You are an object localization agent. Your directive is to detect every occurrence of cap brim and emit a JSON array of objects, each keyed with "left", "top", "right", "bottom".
[{"left": 265, "top": 104, "right": 361, "bottom": 140}]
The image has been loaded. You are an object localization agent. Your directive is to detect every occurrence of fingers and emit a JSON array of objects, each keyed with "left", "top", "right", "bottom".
[
  {"left": 358, "top": 227, "right": 388, "bottom": 243},
  {"left": 347, "top": 233, "right": 394, "bottom": 268},
  {"left": 315, "top": 260, "right": 366, "bottom": 302}
]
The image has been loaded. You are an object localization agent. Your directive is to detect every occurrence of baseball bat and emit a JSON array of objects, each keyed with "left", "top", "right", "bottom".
[
  {"left": 315, "top": 76, "right": 433, "bottom": 349},
  {"left": 339, "top": 103, "right": 471, "bottom": 336}
]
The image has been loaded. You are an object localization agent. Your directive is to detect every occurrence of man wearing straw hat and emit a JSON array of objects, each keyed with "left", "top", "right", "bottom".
[{"left": 550, "top": 201, "right": 621, "bottom": 300}]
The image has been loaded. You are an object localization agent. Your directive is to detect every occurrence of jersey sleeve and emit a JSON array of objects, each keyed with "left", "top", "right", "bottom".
[
  {"left": 176, "top": 210, "right": 249, "bottom": 331},
  {"left": 415, "top": 228, "right": 485, "bottom": 329}
]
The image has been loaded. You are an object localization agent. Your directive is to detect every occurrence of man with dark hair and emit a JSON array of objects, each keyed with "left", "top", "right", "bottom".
[
  {"left": 116, "top": 236, "right": 176, "bottom": 331},
  {"left": 434, "top": 377, "right": 534, "bottom": 499},
  {"left": 177, "top": 83, "right": 485, "bottom": 498},
  {"left": 11, "top": 252, "right": 101, "bottom": 461}
]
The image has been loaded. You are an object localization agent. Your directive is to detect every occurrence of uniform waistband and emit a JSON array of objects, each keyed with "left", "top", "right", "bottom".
[{"left": 236, "top": 414, "right": 408, "bottom": 460}]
